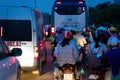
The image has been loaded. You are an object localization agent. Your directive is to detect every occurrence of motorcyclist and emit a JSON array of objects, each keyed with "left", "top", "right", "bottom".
[
  {"left": 105, "top": 36, "right": 120, "bottom": 78},
  {"left": 70, "top": 30, "right": 86, "bottom": 80},
  {"left": 109, "top": 26, "right": 118, "bottom": 37},
  {"left": 53, "top": 30, "right": 79, "bottom": 80},
  {"left": 87, "top": 31, "right": 108, "bottom": 80}
]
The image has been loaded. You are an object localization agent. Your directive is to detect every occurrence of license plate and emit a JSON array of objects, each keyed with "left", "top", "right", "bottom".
[{"left": 64, "top": 73, "right": 73, "bottom": 80}]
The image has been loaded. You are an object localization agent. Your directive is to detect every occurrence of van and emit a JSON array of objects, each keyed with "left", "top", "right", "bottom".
[{"left": 0, "top": 6, "right": 47, "bottom": 74}]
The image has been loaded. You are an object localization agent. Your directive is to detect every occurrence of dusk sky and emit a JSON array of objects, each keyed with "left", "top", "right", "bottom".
[
  {"left": 37, "top": 0, "right": 113, "bottom": 14},
  {"left": 0, "top": 0, "right": 113, "bottom": 14}
]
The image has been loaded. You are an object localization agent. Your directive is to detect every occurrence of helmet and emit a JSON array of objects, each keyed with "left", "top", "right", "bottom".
[
  {"left": 63, "top": 30, "right": 72, "bottom": 38},
  {"left": 107, "top": 36, "right": 119, "bottom": 47},
  {"left": 97, "top": 26, "right": 107, "bottom": 31},
  {"left": 110, "top": 27, "right": 116, "bottom": 32}
]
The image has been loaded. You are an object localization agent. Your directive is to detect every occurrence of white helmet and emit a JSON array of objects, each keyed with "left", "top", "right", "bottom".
[
  {"left": 110, "top": 27, "right": 116, "bottom": 32},
  {"left": 107, "top": 36, "right": 119, "bottom": 47}
]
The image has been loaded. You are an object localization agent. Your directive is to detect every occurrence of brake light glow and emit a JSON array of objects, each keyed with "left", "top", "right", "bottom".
[
  {"left": 51, "top": 27, "right": 55, "bottom": 33},
  {"left": 83, "top": 7, "right": 85, "bottom": 11},
  {"left": 34, "top": 46, "right": 38, "bottom": 53},
  {"left": 34, "top": 46, "right": 39, "bottom": 60}
]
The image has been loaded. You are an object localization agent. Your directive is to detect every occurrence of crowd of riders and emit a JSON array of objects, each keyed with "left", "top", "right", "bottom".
[{"left": 49, "top": 24, "right": 120, "bottom": 80}]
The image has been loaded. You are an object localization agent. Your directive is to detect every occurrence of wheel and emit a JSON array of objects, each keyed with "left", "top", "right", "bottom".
[{"left": 16, "top": 66, "right": 21, "bottom": 80}]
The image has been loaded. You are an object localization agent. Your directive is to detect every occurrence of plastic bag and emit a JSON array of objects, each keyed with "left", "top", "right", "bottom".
[{"left": 80, "top": 68, "right": 85, "bottom": 75}]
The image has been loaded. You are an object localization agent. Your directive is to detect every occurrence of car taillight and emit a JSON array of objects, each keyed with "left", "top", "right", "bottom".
[{"left": 34, "top": 46, "right": 39, "bottom": 60}]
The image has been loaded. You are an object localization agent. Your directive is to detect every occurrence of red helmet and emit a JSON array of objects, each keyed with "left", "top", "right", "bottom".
[{"left": 63, "top": 30, "right": 72, "bottom": 38}]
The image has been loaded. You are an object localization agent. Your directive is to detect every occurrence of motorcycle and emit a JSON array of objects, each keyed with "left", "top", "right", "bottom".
[{"left": 54, "top": 64, "right": 75, "bottom": 80}]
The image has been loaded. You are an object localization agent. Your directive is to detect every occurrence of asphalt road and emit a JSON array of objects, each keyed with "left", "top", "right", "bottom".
[{"left": 21, "top": 40, "right": 110, "bottom": 80}]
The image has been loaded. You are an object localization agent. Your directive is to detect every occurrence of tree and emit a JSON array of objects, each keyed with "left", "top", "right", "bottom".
[{"left": 89, "top": 2, "right": 120, "bottom": 28}]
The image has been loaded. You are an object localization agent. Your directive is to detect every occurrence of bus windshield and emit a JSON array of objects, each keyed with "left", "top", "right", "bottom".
[
  {"left": 55, "top": 5, "right": 84, "bottom": 15},
  {"left": 0, "top": 20, "right": 32, "bottom": 41}
]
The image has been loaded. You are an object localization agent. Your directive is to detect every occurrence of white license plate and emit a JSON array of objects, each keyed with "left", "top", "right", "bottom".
[{"left": 64, "top": 73, "right": 73, "bottom": 80}]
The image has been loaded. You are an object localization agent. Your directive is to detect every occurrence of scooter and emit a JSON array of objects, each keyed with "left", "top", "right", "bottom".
[
  {"left": 54, "top": 64, "right": 75, "bottom": 80},
  {"left": 62, "top": 64, "right": 75, "bottom": 80}
]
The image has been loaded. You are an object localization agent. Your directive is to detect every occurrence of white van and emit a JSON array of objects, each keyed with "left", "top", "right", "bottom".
[{"left": 0, "top": 6, "right": 47, "bottom": 74}]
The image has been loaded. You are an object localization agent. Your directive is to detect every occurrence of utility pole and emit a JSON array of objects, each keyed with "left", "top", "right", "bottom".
[
  {"left": 86, "top": 0, "right": 89, "bottom": 26},
  {"left": 35, "top": 0, "right": 36, "bottom": 8}
]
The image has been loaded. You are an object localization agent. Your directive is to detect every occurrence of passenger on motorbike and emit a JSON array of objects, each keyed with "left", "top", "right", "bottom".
[
  {"left": 53, "top": 30, "right": 79, "bottom": 80},
  {"left": 70, "top": 30, "right": 85, "bottom": 80}
]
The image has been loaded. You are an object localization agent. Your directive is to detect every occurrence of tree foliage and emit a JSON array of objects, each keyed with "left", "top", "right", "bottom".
[{"left": 89, "top": 2, "right": 120, "bottom": 28}]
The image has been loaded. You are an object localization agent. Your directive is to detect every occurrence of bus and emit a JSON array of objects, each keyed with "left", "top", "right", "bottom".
[{"left": 52, "top": 0, "right": 87, "bottom": 31}]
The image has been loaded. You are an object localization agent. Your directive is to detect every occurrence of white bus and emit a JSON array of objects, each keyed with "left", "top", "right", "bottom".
[{"left": 52, "top": 0, "right": 87, "bottom": 31}]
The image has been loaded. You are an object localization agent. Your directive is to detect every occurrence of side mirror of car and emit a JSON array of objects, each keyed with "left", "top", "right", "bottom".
[{"left": 10, "top": 48, "right": 22, "bottom": 56}]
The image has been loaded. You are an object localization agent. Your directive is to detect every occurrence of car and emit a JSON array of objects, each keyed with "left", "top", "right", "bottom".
[{"left": 0, "top": 37, "right": 22, "bottom": 80}]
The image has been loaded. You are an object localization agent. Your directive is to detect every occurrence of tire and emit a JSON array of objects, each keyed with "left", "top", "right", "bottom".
[{"left": 17, "top": 66, "right": 21, "bottom": 80}]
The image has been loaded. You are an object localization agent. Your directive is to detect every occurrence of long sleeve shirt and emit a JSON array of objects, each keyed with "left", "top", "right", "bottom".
[{"left": 54, "top": 42, "right": 79, "bottom": 67}]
